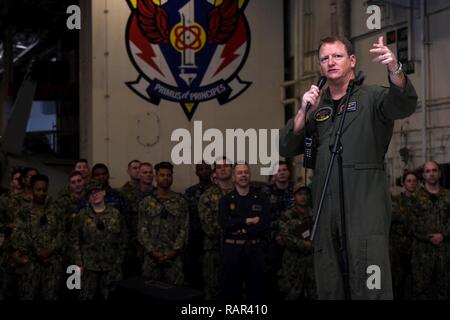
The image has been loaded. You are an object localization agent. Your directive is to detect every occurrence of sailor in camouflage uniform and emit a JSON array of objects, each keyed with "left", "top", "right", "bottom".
[
  {"left": 78, "top": 163, "right": 130, "bottom": 215},
  {"left": 122, "top": 162, "right": 154, "bottom": 277},
  {"left": 9, "top": 174, "right": 64, "bottom": 300},
  {"left": 73, "top": 159, "right": 91, "bottom": 184},
  {"left": 183, "top": 162, "right": 213, "bottom": 290},
  {"left": 0, "top": 167, "right": 23, "bottom": 247},
  {"left": 54, "top": 171, "right": 86, "bottom": 250},
  {"left": 198, "top": 158, "right": 233, "bottom": 299},
  {"left": 410, "top": 161, "right": 450, "bottom": 300},
  {"left": 1, "top": 167, "right": 38, "bottom": 299},
  {"left": 390, "top": 171, "right": 418, "bottom": 300},
  {"left": 277, "top": 183, "right": 316, "bottom": 300},
  {"left": 53, "top": 171, "right": 86, "bottom": 299},
  {"left": 70, "top": 180, "right": 127, "bottom": 300},
  {"left": 0, "top": 167, "right": 23, "bottom": 299},
  {"left": 120, "top": 160, "right": 141, "bottom": 197},
  {"left": 262, "top": 161, "right": 294, "bottom": 299},
  {"left": 138, "top": 162, "right": 189, "bottom": 286},
  {"left": 9, "top": 167, "right": 39, "bottom": 215}
]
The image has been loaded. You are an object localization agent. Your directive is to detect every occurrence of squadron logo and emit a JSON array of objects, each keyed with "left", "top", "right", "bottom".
[{"left": 125, "top": 0, "right": 252, "bottom": 120}]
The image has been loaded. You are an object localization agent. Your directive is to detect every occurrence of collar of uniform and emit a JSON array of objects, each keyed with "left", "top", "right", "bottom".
[
  {"left": 231, "top": 187, "right": 256, "bottom": 197},
  {"left": 322, "top": 82, "right": 363, "bottom": 104},
  {"left": 154, "top": 190, "right": 177, "bottom": 201},
  {"left": 422, "top": 186, "right": 448, "bottom": 198},
  {"left": 30, "top": 200, "right": 52, "bottom": 214},
  {"left": 199, "top": 182, "right": 213, "bottom": 191},
  {"left": 270, "top": 182, "right": 293, "bottom": 193},
  {"left": 293, "top": 205, "right": 311, "bottom": 218},
  {"left": 87, "top": 205, "right": 108, "bottom": 218},
  {"left": 139, "top": 186, "right": 155, "bottom": 197}
]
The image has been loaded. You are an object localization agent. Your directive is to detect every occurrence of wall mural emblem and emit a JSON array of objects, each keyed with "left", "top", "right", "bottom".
[{"left": 126, "top": 0, "right": 251, "bottom": 120}]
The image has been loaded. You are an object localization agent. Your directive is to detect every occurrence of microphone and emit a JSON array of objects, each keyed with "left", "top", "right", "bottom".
[{"left": 305, "top": 76, "right": 327, "bottom": 114}]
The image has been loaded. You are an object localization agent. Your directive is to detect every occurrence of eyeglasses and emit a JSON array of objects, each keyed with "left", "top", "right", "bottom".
[{"left": 319, "top": 53, "right": 345, "bottom": 64}]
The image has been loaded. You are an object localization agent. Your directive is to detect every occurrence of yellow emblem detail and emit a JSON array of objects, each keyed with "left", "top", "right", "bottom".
[
  {"left": 230, "top": 203, "right": 235, "bottom": 210},
  {"left": 129, "top": 0, "right": 162, "bottom": 10},
  {"left": 314, "top": 107, "right": 333, "bottom": 122},
  {"left": 184, "top": 103, "right": 195, "bottom": 113},
  {"left": 170, "top": 22, "right": 207, "bottom": 53}
]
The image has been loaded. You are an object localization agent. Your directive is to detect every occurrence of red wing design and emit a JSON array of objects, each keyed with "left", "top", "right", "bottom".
[
  {"left": 207, "top": 0, "right": 240, "bottom": 44},
  {"left": 136, "top": 0, "right": 170, "bottom": 44}
]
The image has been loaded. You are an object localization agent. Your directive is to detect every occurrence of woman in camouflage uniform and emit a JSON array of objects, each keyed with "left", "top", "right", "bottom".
[
  {"left": 70, "top": 180, "right": 127, "bottom": 300},
  {"left": 9, "top": 174, "right": 63, "bottom": 300}
]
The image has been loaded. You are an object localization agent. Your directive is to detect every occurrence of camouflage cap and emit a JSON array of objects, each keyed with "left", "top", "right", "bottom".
[
  {"left": 293, "top": 182, "right": 310, "bottom": 195},
  {"left": 85, "top": 179, "right": 103, "bottom": 196}
]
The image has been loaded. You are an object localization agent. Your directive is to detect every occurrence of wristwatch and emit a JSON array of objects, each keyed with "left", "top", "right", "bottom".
[{"left": 389, "top": 61, "right": 403, "bottom": 76}]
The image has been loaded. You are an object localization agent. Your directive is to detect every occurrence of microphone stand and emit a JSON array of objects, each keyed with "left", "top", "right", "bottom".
[{"left": 310, "top": 71, "right": 365, "bottom": 300}]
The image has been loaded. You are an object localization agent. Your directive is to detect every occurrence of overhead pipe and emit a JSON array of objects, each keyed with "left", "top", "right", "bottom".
[{"left": 420, "top": 0, "right": 428, "bottom": 162}]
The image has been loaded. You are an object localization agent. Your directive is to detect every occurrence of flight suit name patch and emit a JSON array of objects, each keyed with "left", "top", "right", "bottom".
[{"left": 338, "top": 102, "right": 357, "bottom": 115}]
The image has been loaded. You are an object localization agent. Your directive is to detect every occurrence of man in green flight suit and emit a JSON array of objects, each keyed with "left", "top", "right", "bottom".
[{"left": 279, "top": 35, "right": 418, "bottom": 299}]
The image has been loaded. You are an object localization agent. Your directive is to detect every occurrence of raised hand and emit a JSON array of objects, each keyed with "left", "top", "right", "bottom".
[
  {"left": 369, "top": 36, "right": 405, "bottom": 88},
  {"left": 369, "top": 36, "right": 399, "bottom": 72}
]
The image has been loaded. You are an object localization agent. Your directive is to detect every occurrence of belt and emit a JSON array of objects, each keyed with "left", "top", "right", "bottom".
[{"left": 224, "top": 239, "right": 261, "bottom": 245}]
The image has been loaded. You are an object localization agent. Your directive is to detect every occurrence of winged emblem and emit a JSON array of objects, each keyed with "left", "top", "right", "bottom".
[
  {"left": 207, "top": 0, "right": 240, "bottom": 44},
  {"left": 136, "top": 0, "right": 170, "bottom": 44},
  {"left": 136, "top": 0, "right": 240, "bottom": 46},
  {"left": 127, "top": 0, "right": 251, "bottom": 120}
]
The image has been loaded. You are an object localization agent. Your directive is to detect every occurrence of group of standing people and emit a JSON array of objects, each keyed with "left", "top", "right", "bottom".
[
  {"left": 0, "top": 157, "right": 316, "bottom": 300},
  {"left": 0, "top": 161, "right": 130, "bottom": 300},
  {"left": 183, "top": 158, "right": 316, "bottom": 301},
  {"left": 3, "top": 30, "right": 448, "bottom": 300},
  {"left": 390, "top": 161, "right": 450, "bottom": 300}
]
